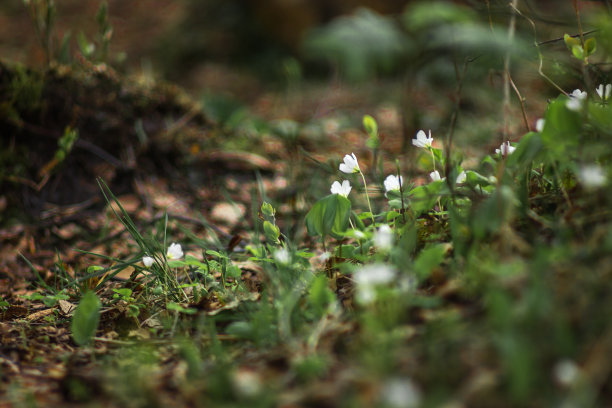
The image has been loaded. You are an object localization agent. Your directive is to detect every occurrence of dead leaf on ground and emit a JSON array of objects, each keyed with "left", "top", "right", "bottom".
[{"left": 58, "top": 300, "right": 76, "bottom": 315}]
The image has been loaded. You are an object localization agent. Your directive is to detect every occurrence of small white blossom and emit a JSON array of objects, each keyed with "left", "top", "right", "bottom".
[
  {"left": 383, "top": 174, "right": 403, "bottom": 197},
  {"left": 166, "top": 242, "right": 183, "bottom": 260},
  {"left": 382, "top": 377, "right": 422, "bottom": 408},
  {"left": 142, "top": 256, "right": 154, "bottom": 268},
  {"left": 353, "top": 264, "right": 396, "bottom": 304},
  {"left": 579, "top": 165, "right": 606, "bottom": 188},
  {"left": 330, "top": 180, "right": 352, "bottom": 197},
  {"left": 319, "top": 252, "right": 331, "bottom": 262},
  {"left": 374, "top": 224, "right": 394, "bottom": 250},
  {"left": 274, "top": 248, "right": 291, "bottom": 264},
  {"left": 566, "top": 89, "right": 587, "bottom": 111},
  {"left": 596, "top": 83, "right": 611, "bottom": 101},
  {"left": 553, "top": 360, "right": 580, "bottom": 387},
  {"left": 430, "top": 170, "right": 444, "bottom": 181},
  {"left": 232, "top": 370, "right": 262, "bottom": 398},
  {"left": 412, "top": 129, "right": 433, "bottom": 149},
  {"left": 456, "top": 171, "right": 467, "bottom": 184},
  {"left": 339, "top": 153, "right": 360, "bottom": 174},
  {"left": 495, "top": 141, "right": 516, "bottom": 156},
  {"left": 535, "top": 118, "right": 545, "bottom": 132}
]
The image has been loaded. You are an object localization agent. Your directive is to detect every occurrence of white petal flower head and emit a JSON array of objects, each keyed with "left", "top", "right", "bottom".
[
  {"left": 354, "top": 264, "right": 396, "bottom": 286},
  {"left": 330, "top": 180, "right": 352, "bottom": 197},
  {"left": 382, "top": 377, "right": 422, "bottom": 408},
  {"left": 353, "top": 264, "right": 396, "bottom": 304},
  {"left": 596, "top": 83, "right": 611, "bottom": 101},
  {"left": 412, "top": 129, "right": 433, "bottom": 149},
  {"left": 579, "top": 165, "right": 606, "bottom": 188},
  {"left": 430, "top": 170, "right": 443, "bottom": 182},
  {"left": 374, "top": 224, "right": 394, "bottom": 250},
  {"left": 535, "top": 118, "right": 545, "bottom": 132},
  {"left": 339, "top": 153, "right": 360, "bottom": 174},
  {"left": 166, "top": 242, "right": 183, "bottom": 260},
  {"left": 383, "top": 174, "right": 403, "bottom": 197},
  {"left": 274, "top": 248, "right": 291, "bottom": 265},
  {"left": 567, "top": 89, "right": 587, "bottom": 111},
  {"left": 142, "top": 256, "right": 154, "bottom": 268},
  {"left": 495, "top": 141, "right": 516, "bottom": 156},
  {"left": 553, "top": 360, "right": 580, "bottom": 387},
  {"left": 456, "top": 171, "right": 467, "bottom": 184}
]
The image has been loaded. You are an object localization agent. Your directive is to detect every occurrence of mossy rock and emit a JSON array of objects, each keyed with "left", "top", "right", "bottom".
[{"left": 0, "top": 60, "right": 212, "bottom": 222}]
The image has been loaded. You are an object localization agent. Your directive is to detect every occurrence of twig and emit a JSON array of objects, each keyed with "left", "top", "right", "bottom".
[
  {"left": 536, "top": 30, "right": 598, "bottom": 46},
  {"left": 512, "top": 3, "right": 568, "bottom": 96},
  {"left": 502, "top": 0, "right": 519, "bottom": 142},
  {"left": 507, "top": 72, "right": 531, "bottom": 133}
]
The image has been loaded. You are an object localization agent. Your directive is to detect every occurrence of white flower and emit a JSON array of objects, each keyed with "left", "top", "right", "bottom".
[
  {"left": 570, "top": 89, "right": 587, "bottom": 99},
  {"left": 353, "top": 264, "right": 396, "bottom": 304},
  {"left": 535, "top": 118, "right": 545, "bottom": 132},
  {"left": 553, "top": 360, "right": 580, "bottom": 387},
  {"left": 383, "top": 174, "right": 403, "bottom": 197},
  {"left": 495, "top": 141, "right": 516, "bottom": 156},
  {"left": 566, "top": 89, "right": 587, "bottom": 111},
  {"left": 596, "top": 83, "right": 611, "bottom": 101},
  {"left": 456, "top": 171, "right": 467, "bottom": 184},
  {"left": 382, "top": 377, "right": 422, "bottom": 408},
  {"left": 374, "top": 224, "right": 393, "bottom": 250},
  {"left": 579, "top": 165, "right": 606, "bottom": 188},
  {"left": 339, "top": 153, "right": 360, "bottom": 174},
  {"left": 412, "top": 129, "right": 433, "bottom": 149},
  {"left": 166, "top": 243, "right": 183, "bottom": 260},
  {"left": 274, "top": 248, "right": 291, "bottom": 264},
  {"left": 142, "top": 256, "right": 154, "bottom": 267},
  {"left": 429, "top": 170, "right": 444, "bottom": 181},
  {"left": 330, "top": 180, "right": 352, "bottom": 197}
]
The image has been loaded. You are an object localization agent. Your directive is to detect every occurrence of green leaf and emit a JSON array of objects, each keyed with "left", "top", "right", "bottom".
[
  {"left": 506, "top": 132, "right": 543, "bottom": 169},
  {"left": 305, "top": 194, "right": 352, "bottom": 240},
  {"left": 167, "top": 302, "right": 197, "bottom": 315},
  {"left": 71, "top": 291, "right": 101, "bottom": 346},
  {"left": 540, "top": 96, "right": 582, "bottom": 159},
  {"left": 563, "top": 33, "right": 581, "bottom": 48},
  {"left": 363, "top": 115, "right": 379, "bottom": 149},
  {"left": 571, "top": 45, "right": 584, "bottom": 60},
  {"left": 414, "top": 244, "right": 447, "bottom": 280},
  {"left": 263, "top": 220, "right": 281, "bottom": 244},
  {"left": 409, "top": 181, "right": 446, "bottom": 216},
  {"left": 584, "top": 37, "right": 596, "bottom": 56},
  {"left": 308, "top": 275, "right": 336, "bottom": 317},
  {"left": 363, "top": 114, "right": 378, "bottom": 137},
  {"left": 261, "top": 202, "right": 276, "bottom": 220}
]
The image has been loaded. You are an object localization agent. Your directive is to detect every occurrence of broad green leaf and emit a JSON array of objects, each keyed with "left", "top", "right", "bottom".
[
  {"left": 71, "top": 291, "right": 101, "bottom": 346},
  {"left": 305, "top": 194, "right": 351, "bottom": 239},
  {"left": 506, "top": 132, "right": 543, "bottom": 169},
  {"left": 540, "top": 96, "right": 582, "bottom": 159},
  {"left": 409, "top": 181, "right": 446, "bottom": 216}
]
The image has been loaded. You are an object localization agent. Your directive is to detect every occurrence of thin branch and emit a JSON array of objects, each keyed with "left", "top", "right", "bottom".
[
  {"left": 507, "top": 72, "right": 531, "bottom": 133},
  {"left": 512, "top": 3, "right": 568, "bottom": 96}
]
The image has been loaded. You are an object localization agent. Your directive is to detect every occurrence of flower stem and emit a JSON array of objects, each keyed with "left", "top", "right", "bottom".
[
  {"left": 430, "top": 148, "right": 436, "bottom": 172},
  {"left": 359, "top": 171, "right": 376, "bottom": 226}
]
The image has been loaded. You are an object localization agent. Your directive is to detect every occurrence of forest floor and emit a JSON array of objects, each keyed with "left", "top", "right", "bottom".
[{"left": 2, "top": 2, "right": 612, "bottom": 408}]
